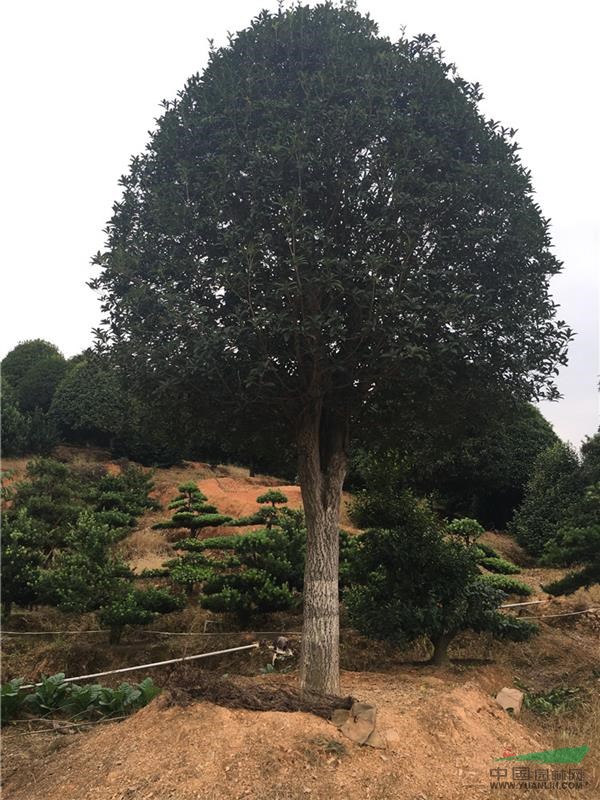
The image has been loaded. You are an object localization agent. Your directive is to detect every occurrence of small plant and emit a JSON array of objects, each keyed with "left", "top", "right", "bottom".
[
  {"left": 100, "top": 587, "right": 184, "bottom": 644},
  {"left": 311, "top": 735, "right": 347, "bottom": 757},
  {"left": 447, "top": 517, "right": 485, "bottom": 547},
  {"left": 167, "top": 558, "right": 214, "bottom": 595},
  {"left": 25, "top": 673, "right": 71, "bottom": 715},
  {"left": 256, "top": 489, "right": 288, "bottom": 507},
  {"left": 514, "top": 680, "right": 583, "bottom": 715},
  {"left": 1, "top": 679, "right": 27, "bottom": 725},
  {"left": 0, "top": 675, "right": 161, "bottom": 724}
]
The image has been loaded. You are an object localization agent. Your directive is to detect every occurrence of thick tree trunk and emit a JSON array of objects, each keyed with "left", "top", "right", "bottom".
[
  {"left": 297, "top": 403, "right": 349, "bottom": 696},
  {"left": 429, "top": 632, "right": 454, "bottom": 666}
]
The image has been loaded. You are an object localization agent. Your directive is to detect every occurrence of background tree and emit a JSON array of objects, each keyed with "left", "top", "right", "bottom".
[
  {"left": 1, "top": 339, "right": 64, "bottom": 391},
  {"left": 511, "top": 441, "right": 582, "bottom": 556},
  {"left": 50, "top": 357, "right": 127, "bottom": 447},
  {"left": 348, "top": 399, "right": 559, "bottom": 529},
  {"left": 91, "top": 4, "right": 571, "bottom": 693},
  {"left": 542, "top": 429, "right": 600, "bottom": 594},
  {"left": 1, "top": 340, "right": 65, "bottom": 456},
  {"left": 1, "top": 378, "right": 30, "bottom": 456},
  {"left": 17, "top": 358, "right": 67, "bottom": 414}
]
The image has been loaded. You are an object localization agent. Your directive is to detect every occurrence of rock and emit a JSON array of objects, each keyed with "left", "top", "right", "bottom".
[
  {"left": 495, "top": 687, "right": 524, "bottom": 717},
  {"left": 340, "top": 702, "right": 377, "bottom": 745},
  {"left": 365, "top": 729, "right": 387, "bottom": 749},
  {"left": 331, "top": 709, "right": 350, "bottom": 728}
]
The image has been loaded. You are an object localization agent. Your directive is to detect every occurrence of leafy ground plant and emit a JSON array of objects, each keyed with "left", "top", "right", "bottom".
[
  {"left": 0, "top": 674, "right": 161, "bottom": 724},
  {"left": 514, "top": 680, "right": 583, "bottom": 715}
]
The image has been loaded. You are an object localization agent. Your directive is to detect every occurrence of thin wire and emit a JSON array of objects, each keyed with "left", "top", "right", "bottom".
[
  {"left": 1, "top": 629, "right": 301, "bottom": 637},
  {"left": 20, "top": 642, "right": 260, "bottom": 689},
  {"left": 521, "top": 607, "right": 599, "bottom": 620}
]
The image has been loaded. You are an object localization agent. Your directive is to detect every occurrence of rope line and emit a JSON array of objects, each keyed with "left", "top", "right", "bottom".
[
  {"left": 500, "top": 600, "right": 547, "bottom": 608},
  {"left": 521, "top": 607, "right": 599, "bottom": 621},
  {"left": 20, "top": 643, "right": 259, "bottom": 689},
  {"left": 1, "top": 629, "right": 301, "bottom": 637}
]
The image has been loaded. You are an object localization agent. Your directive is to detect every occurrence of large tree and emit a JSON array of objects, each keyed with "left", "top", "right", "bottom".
[{"left": 92, "top": 3, "right": 570, "bottom": 693}]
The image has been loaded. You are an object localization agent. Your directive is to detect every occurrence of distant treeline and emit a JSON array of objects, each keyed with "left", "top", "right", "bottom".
[{"left": 1, "top": 337, "right": 563, "bottom": 528}]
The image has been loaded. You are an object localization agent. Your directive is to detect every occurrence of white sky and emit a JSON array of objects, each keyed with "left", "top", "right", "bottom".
[{"left": 1, "top": 0, "right": 598, "bottom": 446}]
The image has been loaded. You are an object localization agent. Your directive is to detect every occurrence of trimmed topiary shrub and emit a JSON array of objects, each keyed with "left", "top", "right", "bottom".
[
  {"left": 480, "top": 574, "right": 533, "bottom": 596},
  {"left": 480, "top": 556, "right": 521, "bottom": 575},
  {"left": 447, "top": 517, "right": 485, "bottom": 547},
  {"left": 152, "top": 483, "right": 229, "bottom": 536},
  {"left": 345, "top": 492, "right": 536, "bottom": 664}
]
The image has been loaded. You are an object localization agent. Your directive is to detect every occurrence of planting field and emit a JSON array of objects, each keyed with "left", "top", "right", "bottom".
[{"left": 2, "top": 454, "right": 599, "bottom": 800}]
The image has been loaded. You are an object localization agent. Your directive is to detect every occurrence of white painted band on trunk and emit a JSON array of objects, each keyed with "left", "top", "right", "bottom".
[{"left": 303, "top": 580, "right": 338, "bottom": 590}]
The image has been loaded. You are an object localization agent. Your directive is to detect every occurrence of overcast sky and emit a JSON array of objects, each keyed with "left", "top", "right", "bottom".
[{"left": 1, "top": 0, "right": 598, "bottom": 446}]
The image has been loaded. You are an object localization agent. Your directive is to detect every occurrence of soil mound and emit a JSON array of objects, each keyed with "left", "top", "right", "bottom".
[{"left": 3, "top": 672, "right": 545, "bottom": 800}]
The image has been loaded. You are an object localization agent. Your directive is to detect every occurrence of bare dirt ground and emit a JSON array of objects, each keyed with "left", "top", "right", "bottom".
[{"left": 2, "top": 453, "right": 599, "bottom": 800}]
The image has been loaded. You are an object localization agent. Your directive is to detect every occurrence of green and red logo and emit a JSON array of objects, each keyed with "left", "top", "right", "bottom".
[{"left": 496, "top": 745, "right": 589, "bottom": 764}]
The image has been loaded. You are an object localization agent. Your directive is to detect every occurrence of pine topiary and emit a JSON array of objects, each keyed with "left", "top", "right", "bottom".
[
  {"left": 152, "top": 482, "right": 230, "bottom": 536},
  {"left": 446, "top": 517, "right": 485, "bottom": 547}
]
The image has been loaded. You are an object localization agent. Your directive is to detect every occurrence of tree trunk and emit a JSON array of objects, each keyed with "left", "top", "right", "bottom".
[
  {"left": 429, "top": 632, "right": 454, "bottom": 666},
  {"left": 297, "top": 403, "right": 349, "bottom": 696},
  {"left": 109, "top": 625, "right": 123, "bottom": 645}
]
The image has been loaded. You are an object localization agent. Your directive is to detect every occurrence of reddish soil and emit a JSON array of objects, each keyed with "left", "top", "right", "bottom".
[
  {"left": 1, "top": 670, "right": 552, "bottom": 800},
  {"left": 2, "top": 453, "right": 599, "bottom": 799}
]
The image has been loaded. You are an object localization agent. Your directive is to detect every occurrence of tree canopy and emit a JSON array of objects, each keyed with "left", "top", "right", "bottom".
[
  {"left": 1, "top": 340, "right": 64, "bottom": 390},
  {"left": 91, "top": 3, "right": 571, "bottom": 693},
  {"left": 50, "top": 358, "right": 127, "bottom": 446}
]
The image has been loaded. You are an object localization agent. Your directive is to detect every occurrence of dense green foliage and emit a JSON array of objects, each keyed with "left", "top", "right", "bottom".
[
  {"left": 181, "top": 509, "right": 307, "bottom": 622},
  {"left": 480, "top": 573, "right": 533, "bottom": 596},
  {"left": 512, "top": 442, "right": 582, "bottom": 556},
  {"left": 38, "top": 511, "right": 132, "bottom": 612},
  {"left": 1, "top": 339, "right": 65, "bottom": 457},
  {"left": 1, "top": 459, "right": 160, "bottom": 626},
  {"left": 345, "top": 492, "right": 536, "bottom": 663},
  {"left": 1, "top": 509, "right": 46, "bottom": 615},
  {"left": 348, "top": 451, "right": 410, "bottom": 529},
  {"left": 17, "top": 358, "right": 67, "bottom": 414},
  {"left": 540, "top": 432, "right": 600, "bottom": 593},
  {"left": 349, "top": 402, "right": 559, "bottom": 529},
  {"left": 89, "top": 3, "right": 570, "bottom": 691},
  {"left": 2, "top": 340, "right": 64, "bottom": 391},
  {"left": 1, "top": 378, "right": 31, "bottom": 455},
  {"left": 1, "top": 674, "right": 160, "bottom": 725},
  {"left": 100, "top": 587, "right": 185, "bottom": 643},
  {"left": 171, "top": 506, "right": 355, "bottom": 623},
  {"left": 50, "top": 358, "right": 127, "bottom": 446},
  {"left": 479, "top": 556, "right": 521, "bottom": 575}
]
